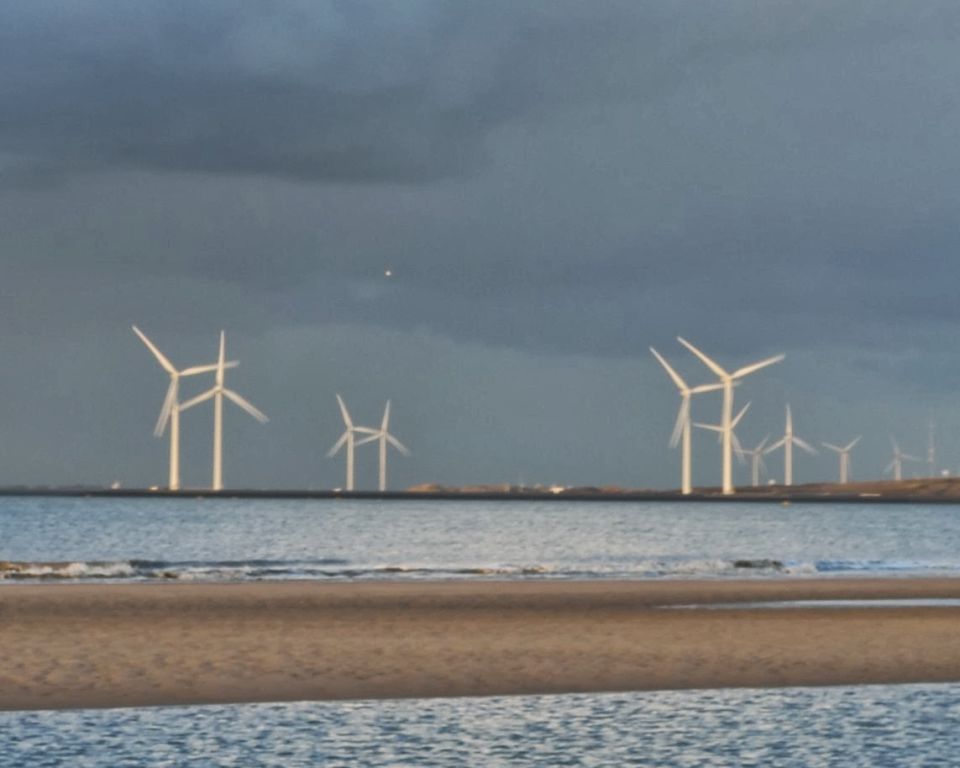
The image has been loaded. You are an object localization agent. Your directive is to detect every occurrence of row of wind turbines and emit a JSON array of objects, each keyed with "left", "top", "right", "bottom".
[
  {"left": 651, "top": 337, "right": 923, "bottom": 495},
  {"left": 133, "top": 327, "right": 408, "bottom": 491}
]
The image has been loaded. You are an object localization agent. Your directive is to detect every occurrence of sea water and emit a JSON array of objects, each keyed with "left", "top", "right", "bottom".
[{"left": 2, "top": 496, "right": 959, "bottom": 766}]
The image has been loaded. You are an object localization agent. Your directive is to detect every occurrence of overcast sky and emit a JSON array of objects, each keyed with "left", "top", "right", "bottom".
[{"left": 3, "top": 1, "right": 960, "bottom": 490}]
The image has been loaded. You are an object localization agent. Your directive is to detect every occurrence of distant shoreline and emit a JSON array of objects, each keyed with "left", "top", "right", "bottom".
[{"left": 3, "top": 478, "right": 960, "bottom": 504}]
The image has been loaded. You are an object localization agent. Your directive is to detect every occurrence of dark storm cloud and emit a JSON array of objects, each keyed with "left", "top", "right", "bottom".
[{"left": 0, "top": 1, "right": 652, "bottom": 183}]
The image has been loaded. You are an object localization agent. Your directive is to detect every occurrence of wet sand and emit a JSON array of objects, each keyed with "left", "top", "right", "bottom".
[{"left": 2, "top": 578, "right": 960, "bottom": 711}]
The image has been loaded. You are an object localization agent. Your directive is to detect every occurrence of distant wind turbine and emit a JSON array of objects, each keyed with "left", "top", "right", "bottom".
[
  {"left": 927, "top": 420, "right": 937, "bottom": 478},
  {"left": 742, "top": 436, "right": 771, "bottom": 487},
  {"left": 764, "top": 404, "right": 817, "bottom": 486},
  {"left": 649, "top": 347, "right": 723, "bottom": 495},
  {"left": 695, "top": 402, "right": 752, "bottom": 479},
  {"left": 357, "top": 400, "right": 410, "bottom": 491},
  {"left": 327, "top": 395, "right": 377, "bottom": 491},
  {"left": 822, "top": 436, "right": 861, "bottom": 484},
  {"left": 132, "top": 326, "right": 235, "bottom": 491},
  {"left": 678, "top": 338, "right": 784, "bottom": 495},
  {"left": 885, "top": 437, "right": 921, "bottom": 482},
  {"left": 179, "top": 332, "right": 268, "bottom": 491}
]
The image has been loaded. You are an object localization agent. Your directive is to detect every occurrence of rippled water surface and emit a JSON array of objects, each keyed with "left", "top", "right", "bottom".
[
  {"left": 2, "top": 495, "right": 960, "bottom": 581},
  {"left": 3, "top": 686, "right": 960, "bottom": 767}
]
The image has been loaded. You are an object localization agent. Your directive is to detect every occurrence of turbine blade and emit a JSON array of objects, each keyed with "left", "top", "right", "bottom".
[
  {"left": 731, "top": 401, "right": 751, "bottom": 428},
  {"left": 755, "top": 435, "right": 770, "bottom": 452},
  {"left": 181, "top": 361, "right": 238, "bottom": 377},
  {"left": 179, "top": 387, "right": 216, "bottom": 412},
  {"left": 132, "top": 326, "right": 176, "bottom": 374},
  {"left": 381, "top": 400, "right": 391, "bottom": 431},
  {"left": 676, "top": 337, "right": 728, "bottom": 379},
  {"left": 884, "top": 460, "right": 896, "bottom": 474},
  {"left": 732, "top": 354, "right": 785, "bottom": 380},
  {"left": 844, "top": 436, "right": 862, "bottom": 452},
  {"left": 154, "top": 381, "right": 176, "bottom": 437},
  {"left": 215, "top": 331, "right": 226, "bottom": 387},
  {"left": 327, "top": 431, "right": 349, "bottom": 457},
  {"left": 223, "top": 389, "right": 268, "bottom": 423},
  {"left": 764, "top": 436, "right": 787, "bottom": 453},
  {"left": 386, "top": 433, "right": 410, "bottom": 455},
  {"left": 650, "top": 347, "right": 688, "bottom": 391},
  {"left": 669, "top": 399, "right": 688, "bottom": 449},
  {"left": 689, "top": 382, "right": 725, "bottom": 395},
  {"left": 731, "top": 432, "right": 746, "bottom": 463},
  {"left": 336, "top": 394, "right": 353, "bottom": 429},
  {"left": 793, "top": 436, "right": 818, "bottom": 455},
  {"left": 353, "top": 426, "right": 379, "bottom": 436},
  {"left": 821, "top": 442, "right": 842, "bottom": 453},
  {"left": 355, "top": 433, "right": 381, "bottom": 447},
  {"left": 902, "top": 453, "right": 923, "bottom": 462},
  {"left": 693, "top": 422, "right": 722, "bottom": 433},
  {"left": 890, "top": 436, "right": 899, "bottom": 454}
]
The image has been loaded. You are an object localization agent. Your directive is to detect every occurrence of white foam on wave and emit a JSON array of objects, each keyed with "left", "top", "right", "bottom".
[{"left": 2, "top": 557, "right": 960, "bottom": 583}]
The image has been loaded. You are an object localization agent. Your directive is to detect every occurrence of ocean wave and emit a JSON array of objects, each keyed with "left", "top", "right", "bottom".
[{"left": 2, "top": 556, "right": 960, "bottom": 583}]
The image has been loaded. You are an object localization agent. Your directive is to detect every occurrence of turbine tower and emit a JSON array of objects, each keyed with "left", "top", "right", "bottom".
[
  {"left": 357, "top": 400, "right": 410, "bottom": 491},
  {"left": 678, "top": 338, "right": 784, "bottom": 495},
  {"left": 764, "top": 404, "right": 817, "bottom": 486},
  {"left": 179, "top": 332, "right": 268, "bottom": 491},
  {"left": 327, "top": 395, "right": 376, "bottom": 491},
  {"left": 822, "top": 436, "right": 861, "bottom": 484},
  {"left": 649, "top": 347, "right": 723, "bottom": 495},
  {"left": 886, "top": 437, "right": 921, "bottom": 482},
  {"left": 132, "top": 326, "right": 231, "bottom": 491}
]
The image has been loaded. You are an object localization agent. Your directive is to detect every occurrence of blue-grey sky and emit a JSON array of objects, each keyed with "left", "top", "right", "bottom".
[{"left": 3, "top": 1, "right": 960, "bottom": 489}]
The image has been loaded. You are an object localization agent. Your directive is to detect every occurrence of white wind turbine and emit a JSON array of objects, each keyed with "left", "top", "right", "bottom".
[
  {"left": 649, "top": 347, "right": 723, "bottom": 495},
  {"left": 678, "top": 338, "right": 784, "bottom": 495},
  {"left": 132, "top": 326, "right": 235, "bottom": 491},
  {"left": 357, "top": 400, "right": 410, "bottom": 491},
  {"left": 885, "top": 437, "right": 921, "bottom": 482},
  {"left": 179, "top": 332, "right": 268, "bottom": 491},
  {"left": 327, "top": 395, "right": 377, "bottom": 491},
  {"left": 927, "top": 420, "right": 936, "bottom": 478},
  {"left": 822, "top": 436, "right": 861, "bottom": 484},
  {"left": 764, "top": 404, "right": 817, "bottom": 486},
  {"left": 695, "top": 402, "right": 752, "bottom": 482},
  {"left": 742, "top": 436, "right": 770, "bottom": 488}
]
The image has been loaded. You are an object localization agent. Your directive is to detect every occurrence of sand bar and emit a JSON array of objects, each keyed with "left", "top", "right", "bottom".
[{"left": 3, "top": 578, "right": 960, "bottom": 710}]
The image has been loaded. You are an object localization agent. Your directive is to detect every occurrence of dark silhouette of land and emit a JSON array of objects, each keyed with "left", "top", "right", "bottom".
[{"left": 3, "top": 478, "right": 960, "bottom": 503}]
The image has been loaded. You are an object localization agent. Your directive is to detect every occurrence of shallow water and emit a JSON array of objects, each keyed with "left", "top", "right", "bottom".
[
  {"left": 3, "top": 686, "right": 960, "bottom": 767},
  {"left": 3, "top": 496, "right": 960, "bottom": 765},
  {"left": 2, "top": 496, "right": 960, "bottom": 581}
]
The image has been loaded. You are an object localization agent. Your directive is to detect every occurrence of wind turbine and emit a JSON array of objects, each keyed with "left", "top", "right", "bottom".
[
  {"left": 885, "top": 437, "right": 921, "bottom": 482},
  {"left": 927, "top": 420, "right": 936, "bottom": 478},
  {"left": 678, "top": 338, "right": 784, "bottom": 495},
  {"left": 179, "top": 332, "right": 268, "bottom": 491},
  {"left": 327, "top": 395, "right": 377, "bottom": 491},
  {"left": 742, "top": 436, "right": 770, "bottom": 487},
  {"left": 649, "top": 347, "right": 723, "bottom": 495},
  {"left": 357, "top": 400, "right": 410, "bottom": 491},
  {"left": 764, "top": 404, "right": 817, "bottom": 486},
  {"left": 132, "top": 326, "right": 234, "bottom": 491},
  {"left": 695, "top": 402, "right": 752, "bottom": 481},
  {"left": 822, "top": 436, "right": 861, "bottom": 484}
]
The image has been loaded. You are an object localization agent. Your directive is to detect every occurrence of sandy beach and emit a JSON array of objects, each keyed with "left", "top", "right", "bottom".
[{"left": 2, "top": 578, "right": 960, "bottom": 711}]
